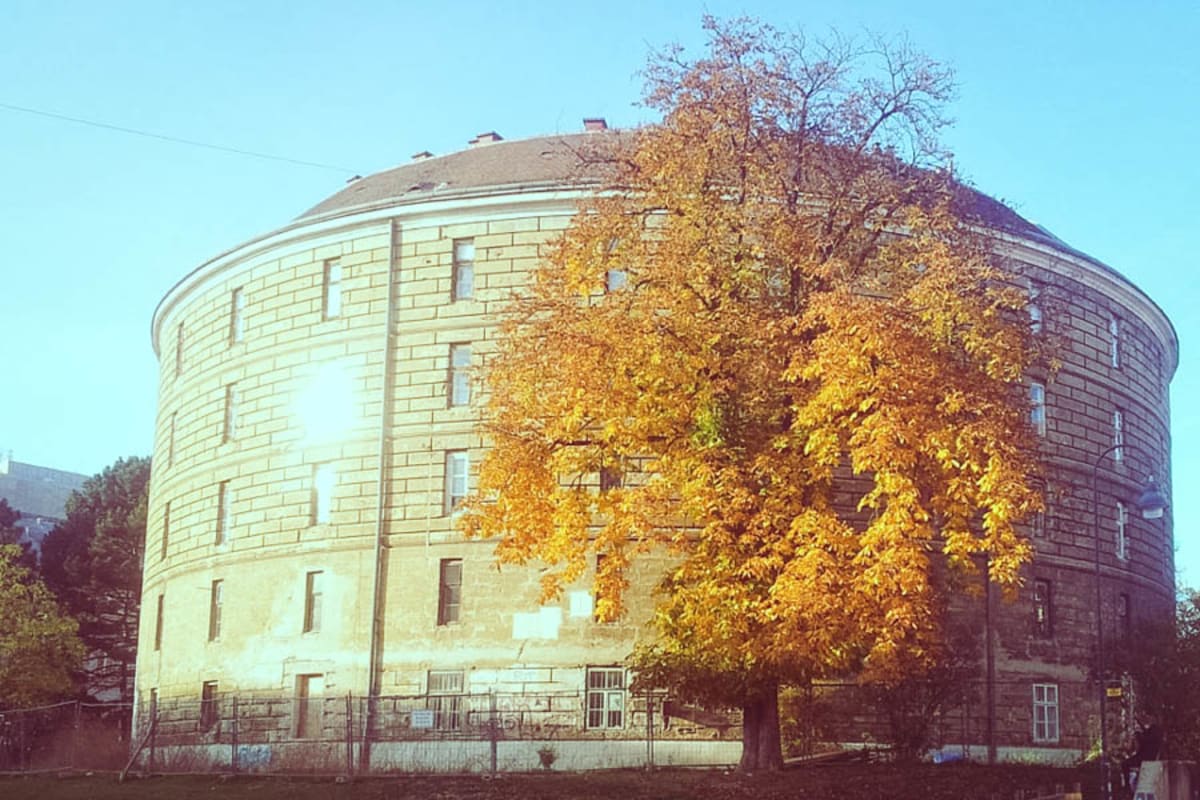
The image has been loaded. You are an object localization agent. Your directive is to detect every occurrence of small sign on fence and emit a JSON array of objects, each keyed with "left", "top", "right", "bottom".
[{"left": 411, "top": 709, "right": 435, "bottom": 729}]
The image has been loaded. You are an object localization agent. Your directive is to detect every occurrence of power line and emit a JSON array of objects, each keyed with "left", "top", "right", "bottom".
[{"left": 0, "top": 101, "right": 360, "bottom": 174}]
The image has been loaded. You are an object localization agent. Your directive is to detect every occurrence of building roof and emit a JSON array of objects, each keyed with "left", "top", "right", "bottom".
[
  {"left": 297, "top": 129, "right": 1075, "bottom": 255},
  {"left": 0, "top": 454, "right": 87, "bottom": 520}
]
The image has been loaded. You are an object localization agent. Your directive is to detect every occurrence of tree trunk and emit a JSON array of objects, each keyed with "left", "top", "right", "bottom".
[{"left": 739, "top": 683, "right": 784, "bottom": 771}]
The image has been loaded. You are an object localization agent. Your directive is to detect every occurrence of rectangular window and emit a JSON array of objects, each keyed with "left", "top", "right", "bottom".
[
  {"left": 1033, "top": 579, "right": 1053, "bottom": 637},
  {"left": 208, "top": 580, "right": 223, "bottom": 641},
  {"left": 448, "top": 343, "right": 471, "bottom": 407},
  {"left": 1028, "top": 303, "right": 1043, "bottom": 334},
  {"left": 452, "top": 239, "right": 475, "bottom": 301},
  {"left": 312, "top": 463, "right": 335, "bottom": 525},
  {"left": 167, "top": 412, "right": 177, "bottom": 469},
  {"left": 175, "top": 324, "right": 184, "bottom": 377},
  {"left": 437, "top": 558, "right": 462, "bottom": 626},
  {"left": 216, "top": 481, "right": 231, "bottom": 545},
  {"left": 1113, "top": 408, "right": 1124, "bottom": 462},
  {"left": 294, "top": 674, "right": 324, "bottom": 738},
  {"left": 1030, "top": 382, "right": 1046, "bottom": 437},
  {"left": 1032, "top": 683, "right": 1060, "bottom": 743},
  {"left": 1116, "top": 502, "right": 1129, "bottom": 561},
  {"left": 223, "top": 383, "right": 238, "bottom": 442},
  {"left": 586, "top": 667, "right": 626, "bottom": 729},
  {"left": 154, "top": 593, "right": 164, "bottom": 651},
  {"left": 160, "top": 501, "right": 170, "bottom": 561},
  {"left": 323, "top": 259, "right": 343, "bottom": 319},
  {"left": 303, "top": 570, "right": 323, "bottom": 633},
  {"left": 229, "top": 287, "right": 245, "bottom": 345},
  {"left": 427, "top": 670, "right": 465, "bottom": 731},
  {"left": 200, "top": 681, "right": 219, "bottom": 731},
  {"left": 444, "top": 451, "right": 469, "bottom": 514},
  {"left": 1110, "top": 316, "right": 1121, "bottom": 368}
]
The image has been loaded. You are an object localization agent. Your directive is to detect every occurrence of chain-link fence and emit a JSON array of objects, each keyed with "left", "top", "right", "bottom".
[
  {"left": 121, "top": 688, "right": 740, "bottom": 775},
  {"left": 0, "top": 701, "right": 132, "bottom": 773},
  {"left": 0, "top": 678, "right": 1125, "bottom": 776}
]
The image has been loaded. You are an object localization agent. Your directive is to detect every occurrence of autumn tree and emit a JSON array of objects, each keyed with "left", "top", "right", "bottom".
[
  {"left": 0, "top": 544, "right": 85, "bottom": 707},
  {"left": 463, "top": 18, "right": 1042, "bottom": 770},
  {"left": 41, "top": 456, "right": 150, "bottom": 703}
]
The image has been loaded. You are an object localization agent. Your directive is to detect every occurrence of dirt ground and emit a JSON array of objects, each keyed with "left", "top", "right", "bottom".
[{"left": 0, "top": 763, "right": 1092, "bottom": 800}]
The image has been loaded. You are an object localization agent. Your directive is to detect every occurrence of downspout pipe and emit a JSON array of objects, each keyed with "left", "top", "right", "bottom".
[{"left": 363, "top": 218, "right": 402, "bottom": 771}]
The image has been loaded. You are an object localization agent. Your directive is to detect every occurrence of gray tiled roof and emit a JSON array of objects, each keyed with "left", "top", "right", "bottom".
[{"left": 298, "top": 130, "right": 1071, "bottom": 253}]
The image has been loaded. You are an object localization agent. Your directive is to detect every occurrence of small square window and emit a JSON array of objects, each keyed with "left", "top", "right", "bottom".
[
  {"left": 606, "top": 269, "right": 628, "bottom": 292},
  {"left": 452, "top": 239, "right": 475, "bottom": 301},
  {"left": 599, "top": 467, "right": 623, "bottom": 493},
  {"left": 1032, "top": 683, "right": 1060, "bottom": 743}
]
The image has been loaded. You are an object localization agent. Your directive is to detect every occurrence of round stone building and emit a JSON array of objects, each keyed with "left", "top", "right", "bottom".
[{"left": 135, "top": 123, "right": 1176, "bottom": 771}]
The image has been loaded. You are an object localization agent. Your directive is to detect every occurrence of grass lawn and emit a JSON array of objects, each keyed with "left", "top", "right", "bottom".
[{"left": 0, "top": 763, "right": 1092, "bottom": 800}]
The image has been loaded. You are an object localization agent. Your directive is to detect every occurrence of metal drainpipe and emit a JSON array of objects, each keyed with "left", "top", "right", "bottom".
[{"left": 363, "top": 218, "right": 402, "bottom": 772}]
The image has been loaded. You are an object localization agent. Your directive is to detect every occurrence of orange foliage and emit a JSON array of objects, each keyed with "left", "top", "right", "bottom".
[{"left": 462, "top": 17, "right": 1044, "bottom": 692}]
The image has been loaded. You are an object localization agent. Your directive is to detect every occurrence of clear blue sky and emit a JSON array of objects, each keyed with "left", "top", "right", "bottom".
[{"left": 1, "top": 1, "right": 1196, "bottom": 580}]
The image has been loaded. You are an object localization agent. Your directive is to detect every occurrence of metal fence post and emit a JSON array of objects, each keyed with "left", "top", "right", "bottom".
[
  {"left": 489, "top": 691, "right": 498, "bottom": 775},
  {"left": 645, "top": 688, "right": 655, "bottom": 769},
  {"left": 147, "top": 696, "right": 158, "bottom": 774},
  {"left": 70, "top": 700, "right": 81, "bottom": 771},
  {"left": 345, "top": 693, "right": 354, "bottom": 779},
  {"left": 230, "top": 696, "right": 239, "bottom": 774}
]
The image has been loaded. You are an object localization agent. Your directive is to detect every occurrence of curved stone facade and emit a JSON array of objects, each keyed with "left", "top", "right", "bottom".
[{"left": 135, "top": 127, "right": 1176, "bottom": 768}]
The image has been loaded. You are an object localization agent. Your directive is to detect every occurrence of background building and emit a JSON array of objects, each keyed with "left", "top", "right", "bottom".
[
  {"left": 0, "top": 450, "right": 86, "bottom": 552},
  {"left": 135, "top": 123, "right": 1176, "bottom": 770}
]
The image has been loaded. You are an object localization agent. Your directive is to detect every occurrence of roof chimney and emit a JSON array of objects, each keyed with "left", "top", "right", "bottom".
[
  {"left": 469, "top": 132, "right": 503, "bottom": 147},
  {"left": 583, "top": 117, "right": 608, "bottom": 132},
  {"left": 411, "top": 150, "right": 434, "bottom": 161}
]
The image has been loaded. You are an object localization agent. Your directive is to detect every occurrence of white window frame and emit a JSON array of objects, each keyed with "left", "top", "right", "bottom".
[
  {"left": 1109, "top": 316, "right": 1121, "bottom": 368},
  {"left": 1113, "top": 408, "right": 1124, "bottom": 462},
  {"left": 323, "top": 259, "right": 343, "bottom": 319},
  {"left": 1116, "top": 501, "right": 1129, "bottom": 561},
  {"left": 585, "top": 667, "right": 626, "bottom": 729},
  {"left": 449, "top": 343, "right": 471, "bottom": 407},
  {"left": 427, "top": 670, "right": 465, "bottom": 731},
  {"left": 437, "top": 558, "right": 462, "bottom": 626},
  {"left": 445, "top": 451, "right": 469, "bottom": 514},
  {"left": 452, "top": 239, "right": 475, "bottom": 301},
  {"left": 200, "top": 680, "right": 219, "bottom": 731},
  {"left": 1032, "top": 683, "right": 1060, "bottom": 743},
  {"left": 1030, "top": 382, "right": 1046, "bottom": 437},
  {"left": 312, "top": 463, "right": 335, "bottom": 525},
  {"left": 294, "top": 673, "right": 324, "bottom": 739}
]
